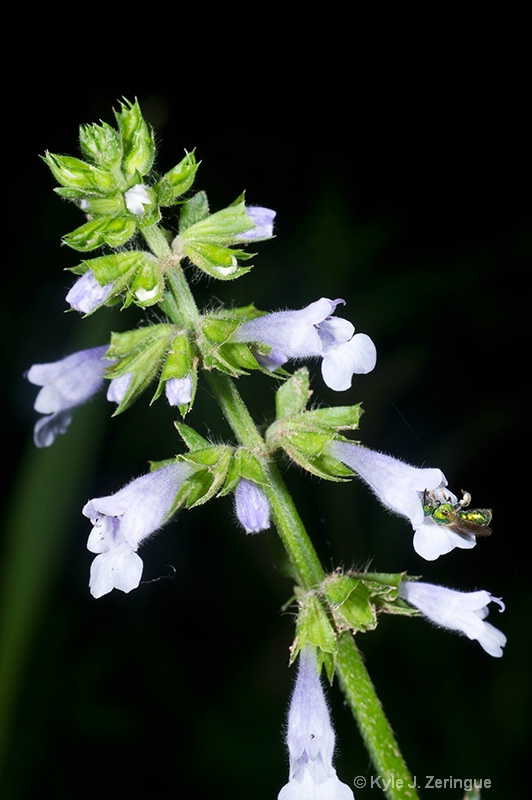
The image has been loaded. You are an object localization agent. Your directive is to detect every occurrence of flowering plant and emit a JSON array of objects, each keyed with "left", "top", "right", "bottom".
[{"left": 18, "top": 99, "right": 506, "bottom": 799}]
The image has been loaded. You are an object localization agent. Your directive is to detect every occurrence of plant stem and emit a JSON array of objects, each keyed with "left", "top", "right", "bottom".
[
  {"left": 336, "top": 632, "right": 419, "bottom": 800},
  {"left": 162, "top": 246, "right": 420, "bottom": 800}
]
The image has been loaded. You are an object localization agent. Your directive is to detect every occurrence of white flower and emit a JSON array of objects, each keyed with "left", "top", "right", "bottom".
[
  {"left": 234, "top": 479, "right": 271, "bottom": 533},
  {"left": 278, "top": 647, "right": 355, "bottom": 800},
  {"left": 26, "top": 345, "right": 108, "bottom": 447},
  {"left": 124, "top": 183, "right": 152, "bottom": 215},
  {"left": 399, "top": 580, "right": 507, "bottom": 657},
  {"left": 234, "top": 297, "right": 376, "bottom": 391},
  {"left": 83, "top": 462, "right": 192, "bottom": 598},
  {"left": 329, "top": 442, "right": 477, "bottom": 560}
]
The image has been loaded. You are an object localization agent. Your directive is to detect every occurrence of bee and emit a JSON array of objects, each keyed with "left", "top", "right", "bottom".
[{"left": 422, "top": 489, "right": 492, "bottom": 539}]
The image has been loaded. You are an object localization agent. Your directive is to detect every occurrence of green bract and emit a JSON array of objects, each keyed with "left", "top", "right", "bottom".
[{"left": 266, "top": 370, "right": 362, "bottom": 479}]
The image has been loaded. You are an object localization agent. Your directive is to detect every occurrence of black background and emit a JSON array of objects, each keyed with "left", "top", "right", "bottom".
[{"left": 1, "top": 44, "right": 530, "bottom": 800}]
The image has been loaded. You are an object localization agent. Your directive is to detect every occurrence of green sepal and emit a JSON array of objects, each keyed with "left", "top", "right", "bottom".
[
  {"left": 198, "top": 310, "right": 262, "bottom": 376},
  {"left": 322, "top": 571, "right": 415, "bottom": 634},
  {"left": 179, "top": 193, "right": 255, "bottom": 241},
  {"left": 177, "top": 445, "right": 233, "bottom": 508},
  {"left": 178, "top": 190, "right": 210, "bottom": 231},
  {"left": 105, "top": 324, "right": 176, "bottom": 414},
  {"left": 43, "top": 152, "right": 117, "bottom": 194},
  {"left": 275, "top": 368, "right": 312, "bottom": 419},
  {"left": 126, "top": 256, "right": 165, "bottom": 307},
  {"left": 265, "top": 405, "right": 362, "bottom": 480},
  {"left": 290, "top": 590, "right": 337, "bottom": 682},
  {"left": 156, "top": 151, "right": 199, "bottom": 206},
  {"left": 152, "top": 333, "right": 197, "bottom": 414},
  {"left": 220, "top": 448, "right": 268, "bottom": 497},
  {"left": 79, "top": 121, "right": 123, "bottom": 171},
  {"left": 180, "top": 240, "right": 253, "bottom": 280},
  {"left": 62, "top": 216, "right": 137, "bottom": 252},
  {"left": 114, "top": 98, "right": 155, "bottom": 181},
  {"left": 174, "top": 422, "right": 211, "bottom": 452}
]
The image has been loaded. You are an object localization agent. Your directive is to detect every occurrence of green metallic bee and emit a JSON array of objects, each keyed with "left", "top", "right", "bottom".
[{"left": 422, "top": 489, "right": 492, "bottom": 539}]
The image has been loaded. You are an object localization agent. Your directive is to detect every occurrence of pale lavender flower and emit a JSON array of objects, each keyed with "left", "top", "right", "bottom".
[
  {"left": 234, "top": 297, "right": 376, "bottom": 391},
  {"left": 236, "top": 206, "right": 276, "bottom": 241},
  {"left": 165, "top": 376, "right": 193, "bottom": 406},
  {"left": 235, "top": 478, "right": 271, "bottom": 533},
  {"left": 329, "top": 442, "right": 476, "bottom": 560},
  {"left": 26, "top": 345, "right": 108, "bottom": 447},
  {"left": 399, "top": 580, "right": 506, "bottom": 657},
  {"left": 83, "top": 462, "right": 193, "bottom": 598},
  {"left": 278, "top": 647, "right": 354, "bottom": 800},
  {"left": 124, "top": 183, "right": 152, "bottom": 215},
  {"left": 66, "top": 270, "right": 113, "bottom": 314},
  {"left": 106, "top": 373, "right": 133, "bottom": 405}
]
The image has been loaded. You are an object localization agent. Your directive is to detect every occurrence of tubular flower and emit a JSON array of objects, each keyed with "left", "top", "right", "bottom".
[
  {"left": 26, "top": 345, "right": 109, "bottom": 447},
  {"left": 399, "top": 580, "right": 506, "bottom": 657},
  {"left": 329, "top": 442, "right": 476, "bottom": 560},
  {"left": 66, "top": 270, "right": 113, "bottom": 314},
  {"left": 83, "top": 462, "right": 193, "bottom": 599},
  {"left": 234, "top": 297, "right": 376, "bottom": 391},
  {"left": 234, "top": 478, "right": 271, "bottom": 533},
  {"left": 278, "top": 647, "right": 354, "bottom": 800}
]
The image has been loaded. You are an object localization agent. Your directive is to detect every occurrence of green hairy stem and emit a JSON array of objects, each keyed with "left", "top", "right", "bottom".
[{"left": 153, "top": 231, "right": 419, "bottom": 800}]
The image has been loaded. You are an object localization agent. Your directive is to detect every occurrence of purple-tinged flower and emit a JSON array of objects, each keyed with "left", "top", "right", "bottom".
[
  {"left": 66, "top": 270, "right": 113, "bottom": 314},
  {"left": 165, "top": 376, "right": 193, "bottom": 406},
  {"left": 399, "top": 580, "right": 506, "bottom": 657},
  {"left": 235, "top": 478, "right": 271, "bottom": 533},
  {"left": 26, "top": 345, "right": 108, "bottom": 447},
  {"left": 83, "top": 462, "right": 193, "bottom": 598},
  {"left": 329, "top": 442, "right": 476, "bottom": 560},
  {"left": 106, "top": 372, "right": 133, "bottom": 405},
  {"left": 236, "top": 206, "right": 276, "bottom": 241},
  {"left": 278, "top": 647, "right": 354, "bottom": 800},
  {"left": 124, "top": 183, "right": 152, "bottom": 215},
  {"left": 234, "top": 297, "right": 376, "bottom": 391}
]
